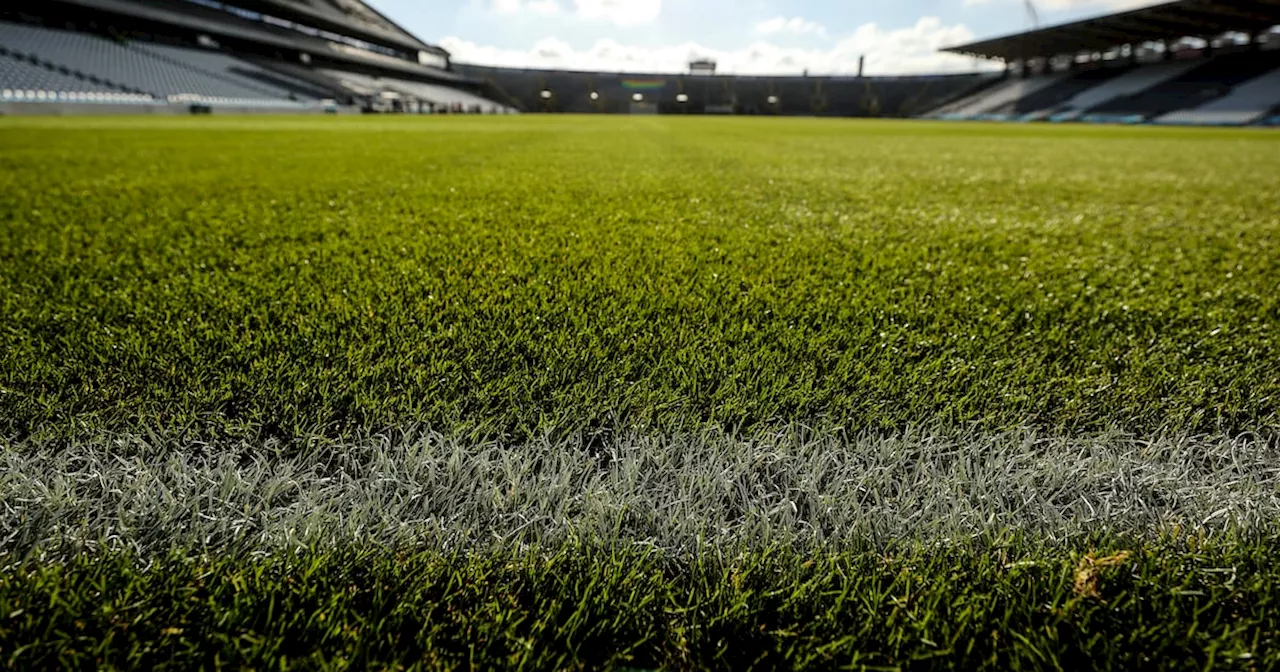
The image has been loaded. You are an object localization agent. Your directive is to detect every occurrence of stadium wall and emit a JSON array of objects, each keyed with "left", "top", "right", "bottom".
[{"left": 458, "top": 63, "right": 998, "bottom": 117}]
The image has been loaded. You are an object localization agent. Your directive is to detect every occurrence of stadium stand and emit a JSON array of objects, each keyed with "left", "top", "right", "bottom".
[
  {"left": 131, "top": 41, "right": 332, "bottom": 100},
  {"left": 1048, "top": 60, "right": 1201, "bottom": 121},
  {"left": 3, "top": 0, "right": 1279, "bottom": 122},
  {"left": 312, "top": 67, "right": 510, "bottom": 112},
  {"left": 455, "top": 63, "right": 991, "bottom": 118},
  {"left": 0, "top": 50, "right": 149, "bottom": 102},
  {"left": 1153, "top": 63, "right": 1280, "bottom": 125},
  {"left": 929, "top": 74, "right": 1067, "bottom": 119},
  {"left": 984, "top": 64, "right": 1133, "bottom": 119},
  {"left": 936, "top": 0, "right": 1280, "bottom": 125},
  {"left": 0, "top": 0, "right": 507, "bottom": 114},
  {"left": 0, "top": 20, "right": 316, "bottom": 106},
  {"left": 1085, "top": 50, "right": 1280, "bottom": 121}
]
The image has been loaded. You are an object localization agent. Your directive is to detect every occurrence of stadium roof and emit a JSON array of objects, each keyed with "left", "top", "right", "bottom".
[
  {"left": 38, "top": 0, "right": 471, "bottom": 82},
  {"left": 225, "top": 0, "right": 432, "bottom": 53},
  {"left": 944, "top": 0, "right": 1280, "bottom": 61}
]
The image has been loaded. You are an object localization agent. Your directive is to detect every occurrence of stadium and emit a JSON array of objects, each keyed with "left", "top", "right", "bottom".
[
  {"left": 2, "top": 1, "right": 1280, "bottom": 669},
  {"left": 2, "top": 0, "right": 1280, "bottom": 122}
]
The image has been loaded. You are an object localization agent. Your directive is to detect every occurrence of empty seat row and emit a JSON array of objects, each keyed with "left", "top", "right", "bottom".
[
  {"left": 1090, "top": 50, "right": 1280, "bottom": 118},
  {"left": 0, "top": 20, "right": 320, "bottom": 105},
  {"left": 2, "top": 88, "right": 153, "bottom": 103},
  {"left": 1155, "top": 65, "right": 1280, "bottom": 125},
  {"left": 317, "top": 67, "right": 512, "bottom": 111},
  {"left": 987, "top": 65, "right": 1134, "bottom": 118},
  {"left": 931, "top": 74, "right": 1069, "bottom": 119},
  {"left": 1052, "top": 60, "right": 1200, "bottom": 120},
  {"left": 0, "top": 52, "right": 129, "bottom": 97},
  {"left": 380, "top": 76, "right": 508, "bottom": 110},
  {"left": 129, "top": 41, "right": 320, "bottom": 100}
]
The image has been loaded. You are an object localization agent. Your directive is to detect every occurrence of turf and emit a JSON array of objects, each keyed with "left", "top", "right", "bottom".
[
  {"left": 2, "top": 116, "right": 1280, "bottom": 668},
  {"left": 1, "top": 117, "right": 1277, "bottom": 441}
]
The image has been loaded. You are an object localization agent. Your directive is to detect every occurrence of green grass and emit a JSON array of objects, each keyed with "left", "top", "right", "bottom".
[
  {"left": 3, "top": 116, "right": 1280, "bottom": 668},
  {"left": 4, "top": 540, "right": 1280, "bottom": 670},
  {"left": 1, "top": 117, "right": 1277, "bottom": 441}
]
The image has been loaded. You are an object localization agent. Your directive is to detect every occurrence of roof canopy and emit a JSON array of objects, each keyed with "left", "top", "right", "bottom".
[
  {"left": 944, "top": 0, "right": 1280, "bottom": 61},
  {"left": 231, "top": 0, "right": 430, "bottom": 53}
]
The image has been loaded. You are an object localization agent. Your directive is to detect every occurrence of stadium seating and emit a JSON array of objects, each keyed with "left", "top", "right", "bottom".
[
  {"left": 874, "top": 77, "right": 981, "bottom": 117},
  {"left": 454, "top": 63, "right": 989, "bottom": 118},
  {"left": 1086, "top": 50, "right": 1280, "bottom": 120},
  {"left": 316, "top": 68, "right": 511, "bottom": 112},
  {"left": 130, "top": 42, "right": 334, "bottom": 100},
  {"left": 1048, "top": 60, "right": 1201, "bottom": 121},
  {"left": 0, "top": 21, "right": 319, "bottom": 107},
  {"left": 985, "top": 65, "right": 1134, "bottom": 118},
  {"left": 381, "top": 77, "right": 509, "bottom": 112},
  {"left": 929, "top": 74, "right": 1068, "bottom": 119},
  {"left": 1154, "top": 66, "right": 1280, "bottom": 125},
  {"left": 8, "top": 5, "right": 1276, "bottom": 124},
  {"left": 0, "top": 50, "right": 146, "bottom": 103}
]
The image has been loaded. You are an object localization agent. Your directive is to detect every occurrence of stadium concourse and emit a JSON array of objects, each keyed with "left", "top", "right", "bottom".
[{"left": 2, "top": 0, "right": 1280, "bottom": 123}]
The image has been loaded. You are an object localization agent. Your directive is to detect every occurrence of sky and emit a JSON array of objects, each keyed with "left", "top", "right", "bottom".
[{"left": 365, "top": 0, "right": 1167, "bottom": 75}]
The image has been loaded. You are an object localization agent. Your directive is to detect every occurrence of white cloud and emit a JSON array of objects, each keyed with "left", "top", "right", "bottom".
[
  {"left": 527, "top": 0, "right": 561, "bottom": 14},
  {"left": 572, "top": 0, "right": 661, "bottom": 26},
  {"left": 1035, "top": 0, "right": 1166, "bottom": 9},
  {"left": 963, "top": 0, "right": 1166, "bottom": 11},
  {"left": 442, "top": 17, "right": 995, "bottom": 75},
  {"left": 756, "top": 17, "right": 828, "bottom": 39},
  {"left": 489, "top": 0, "right": 561, "bottom": 14},
  {"left": 484, "top": 0, "right": 658, "bottom": 24}
]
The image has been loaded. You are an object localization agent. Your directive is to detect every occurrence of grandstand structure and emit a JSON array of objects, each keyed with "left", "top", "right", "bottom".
[
  {"left": 457, "top": 63, "right": 992, "bottom": 118},
  {"left": 2, "top": 0, "right": 1279, "bottom": 123},
  {"left": 933, "top": 0, "right": 1280, "bottom": 125},
  {"left": 455, "top": 1, "right": 1280, "bottom": 124},
  {"left": 0, "top": 0, "right": 513, "bottom": 114}
]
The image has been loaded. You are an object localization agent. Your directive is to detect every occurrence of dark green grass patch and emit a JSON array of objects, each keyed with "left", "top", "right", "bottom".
[
  {"left": 1, "top": 117, "right": 1278, "bottom": 440},
  {"left": 2, "top": 540, "right": 1277, "bottom": 670}
]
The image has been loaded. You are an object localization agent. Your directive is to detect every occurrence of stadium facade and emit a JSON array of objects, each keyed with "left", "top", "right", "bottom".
[{"left": 2, "top": 0, "right": 1280, "bottom": 124}]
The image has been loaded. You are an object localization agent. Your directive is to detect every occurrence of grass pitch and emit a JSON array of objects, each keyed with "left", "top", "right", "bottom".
[{"left": 1, "top": 116, "right": 1279, "bottom": 668}]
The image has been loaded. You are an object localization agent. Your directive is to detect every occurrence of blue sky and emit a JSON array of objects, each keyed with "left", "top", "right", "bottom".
[{"left": 367, "top": 0, "right": 1162, "bottom": 74}]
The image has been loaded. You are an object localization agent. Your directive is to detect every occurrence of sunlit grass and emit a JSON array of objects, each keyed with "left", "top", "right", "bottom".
[
  {"left": 1, "top": 116, "right": 1279, "bottom": 668},
  {"left": 1, "top": 117, "right": 1277, "bottom": 441}
]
